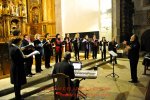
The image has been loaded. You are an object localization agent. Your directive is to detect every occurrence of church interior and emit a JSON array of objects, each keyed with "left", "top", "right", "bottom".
[{"left": 0, "top": 0, "right": 150, "bottom": 100}]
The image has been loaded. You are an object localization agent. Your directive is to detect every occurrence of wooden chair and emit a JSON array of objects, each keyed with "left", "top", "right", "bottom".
[
  {"left": 52, "top": 73, "right": 77, "bottom": 100},
  {"left": 145, "top": 81, "right": 150, "bottom": 100}
]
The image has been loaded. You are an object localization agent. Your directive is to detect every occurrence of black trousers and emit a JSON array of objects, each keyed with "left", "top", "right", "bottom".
[
  {"left": 75, "top": 50, "right": 79, "bottom": 61},
  {"left": 130, "top": 58, "right": 139, "bottom": 81},
  {"left": 55, "top": 51, "right": 62, "bottom": 63},
  {"left": 110, "top": 55, "right": 117, "bottom": 64},
  {"left": 92, "top": 48, "right": 98, "bottom": 59},
  {"left": 35, "top": 54, "right": 42, "bottom": 72},
  {"left": 45, "top": 54, "right": 51, "bottom": 68},
  {"left": 101, "top": 50, "right": 106, "bottom": 61},
  {"left": 84, "top": 49, "right": 89, "bottom": 59},
  {"left": 14, "top": 84, "right": 21, "bottom": 100},
  {"left": 24, "top": 57, "right": 33, "bottom": 75}
]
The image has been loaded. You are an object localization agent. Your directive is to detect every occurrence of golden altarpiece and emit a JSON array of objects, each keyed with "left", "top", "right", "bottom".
[{"left": 0, "top": 0, "right": 56, "bottom": 78}]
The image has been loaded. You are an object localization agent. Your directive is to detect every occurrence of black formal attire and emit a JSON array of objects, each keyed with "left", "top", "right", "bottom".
[
  {"left": 21, "top": 39, "right": 34, "bottom": 76},
  {"left": 128, "top": 41, "right": 140, "bottom": 82},
  {"left": 33, "top": 39, "right": 43, "bottom": 73},
  {"left": 100, "top": 41, "right": 107, "bottom": 61},
  {"left": 55, "top": 38, "right": 62, "bottom": 63},
  {"left": 108, "top": 41, "right": 118, "bottom": 64},
  {"left": 52, "top": 60, "right": 79, "bottom": 92},
  {"left": 91, "top": 39, "right": 99, "bottom": 59},
  {"left": 9, "top": 44, "right": 27, "bottom": 99},
  {"left": 43, "top": 39, "right": 53, "bottom": 68},
  {"left": 73, "top": 38, "right": 81, "bottom": 61},
  {"left": 83, "top": 39, "right": 90, "bottom": 60}
]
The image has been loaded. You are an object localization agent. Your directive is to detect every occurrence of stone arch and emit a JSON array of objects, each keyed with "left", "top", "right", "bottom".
[
  {"left": 141, "top": 29, "right": 150, "bottom": 52},
  {"left": 31, "top": 6, "right": 40, "bottom": 23}
]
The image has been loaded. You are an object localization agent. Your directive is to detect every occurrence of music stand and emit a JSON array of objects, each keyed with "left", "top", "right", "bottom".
[{"left": 106, "top": 51, "right": 119, "bottom": 78}]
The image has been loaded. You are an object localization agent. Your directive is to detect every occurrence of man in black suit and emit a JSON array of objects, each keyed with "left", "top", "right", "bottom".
[
  {"left": 99, "top": 37, "right": 108, "bottom": 61},
  {"left": 52, "top": 52, "right": 80, "bottom": 94},
  {"left": 9, "top": 30, "right": 26, "bottom": 99},
  {"left": 82, "top": 35, "right": 90, "bottom": 60},
  {"left": 9, "top": 30, "right": 40, "bottom": 99},
  {"left": 123, "top": 34, "right": 140, "bottom": 83},
  {"left": 43, "top": 33, "right": 53, "bottom": 68},
  {"left": 21, "top": 34, "right": 34, "bottom": 77},
  {"left": 91, "top": 35, "right": 99, "bottom": 59},
  {"left": 9, "top": 37, "right": 27, "bottom": 100},
  {"left": 108, "top": 38, "right": 118, "bottom": 64}
]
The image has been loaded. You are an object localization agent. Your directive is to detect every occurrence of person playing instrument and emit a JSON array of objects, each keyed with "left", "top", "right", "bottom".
[
  {"left": 82, "top": 35, "right": 90, "bottom": 60},
  {"left": 73, "top": 33, "right": 81, "bottom": 61},
  {"left": 55, "top": 34, "right": 63, "bottom": 63},
  {"left": 123, "top": 34, "right": 140, "bottom": 83},
  {"left": 108, "top": 37, "right": 118, "bottom": 64},
  {"left": 21, "top": 34, "right": 34, "bottom": 77},
  {"left": 33, "top": 34, "right": 43, "bottom": 73},
  {"left": 91, "top": 34, "right": 99, "bottom": 59},
  {"left": 52, "top": 52, "right": 80, "bottom": 97},
  {"left": 43, "top": 33, "right": 53, "bottom": 68},
  {"left": 99, "top": 37, "right": 108, "bottom": 61}
]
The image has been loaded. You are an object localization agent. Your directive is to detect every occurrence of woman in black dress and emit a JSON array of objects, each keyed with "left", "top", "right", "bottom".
[{"left": 33, "top": 34, "right": 43, "bottom": 73}]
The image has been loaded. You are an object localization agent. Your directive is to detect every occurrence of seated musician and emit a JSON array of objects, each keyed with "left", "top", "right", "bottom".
[{"left": 52, "top": 52, "right": 80, "bottom": 96}]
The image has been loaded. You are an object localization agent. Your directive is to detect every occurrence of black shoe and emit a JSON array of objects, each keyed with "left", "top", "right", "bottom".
[
  {"left": 45, "top": 66, "right": 50, "bottom": 69},
  {"left": 30, "top": 73, "right": 35, "bottom": 75},
  {"left": 40, "top": 69, "right": 43, "bottom": 71},
  {"left": 27, "top": 74, "right": 32, "bottom": 77},
  {"left": 36, "top": 71, "right": 41, "bottom": 73},
  {"left": 128, "top": 80, "right": 139, "bottom": 83}
]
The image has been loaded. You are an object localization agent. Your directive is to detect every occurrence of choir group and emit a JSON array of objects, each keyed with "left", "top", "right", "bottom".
[{"left": 21, "top": 33, "right": 118, "bottom": 77}]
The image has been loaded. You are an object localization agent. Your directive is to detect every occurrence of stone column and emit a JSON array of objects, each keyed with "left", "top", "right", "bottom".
[
  {"left": 55, "top": 0, "right": 62, "bottom": 35},
  {"left": 42, "top": 0, "right": 47, "bottom": 21},
  {"left": 112, "top": 0, "right": 120, "bottom": 43}
]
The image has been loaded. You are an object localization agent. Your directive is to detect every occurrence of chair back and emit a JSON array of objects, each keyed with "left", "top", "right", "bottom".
[{"left": 52, "top": 73, "right": 72, "bottom": 100}]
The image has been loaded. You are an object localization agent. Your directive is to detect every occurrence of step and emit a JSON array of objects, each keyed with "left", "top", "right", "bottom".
[
  {"left": 23, "top": 59, "right": 110, "bottom": 99},
  {"left": 0, "top": 57, "right": 109, "bottom": 97},
  {"left": 0, "top": 56, "right": 110, "bottom": 99},
  {"left": 0, "top": 68, "right": 52, "bottom": 97},
  {"left": 0, "top": 80, "right": 54, "bottom": 100},
  {"left": 1, "top": 58, "right": 110, "bottom": 100}
]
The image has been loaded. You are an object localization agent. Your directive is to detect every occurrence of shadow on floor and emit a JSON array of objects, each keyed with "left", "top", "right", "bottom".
[{"left": 115, "top": 64, "right": 127, "bottom": 69}]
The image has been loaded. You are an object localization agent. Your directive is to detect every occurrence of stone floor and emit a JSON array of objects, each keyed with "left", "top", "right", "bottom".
[{"left": 25, "top": 57, "right": 150, "bottom": 100}]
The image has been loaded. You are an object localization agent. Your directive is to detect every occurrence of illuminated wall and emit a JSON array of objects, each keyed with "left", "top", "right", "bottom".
[
  {"left": 100, "top": 0, "right": 112, "bottom": 41},
  {"left": 61, "top": 0, "right": 99, "bottom": 33},
  {"left": 60, "top": 0, "right": 112, "bottom": 40}
]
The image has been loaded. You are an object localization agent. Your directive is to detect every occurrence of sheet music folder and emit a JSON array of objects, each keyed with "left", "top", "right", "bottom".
[
  {"left": 109, "top": 51, "right": 117, "bottom": 57},
  {"left": 71, "top": 62, "right": 82, "bottom": 70}
]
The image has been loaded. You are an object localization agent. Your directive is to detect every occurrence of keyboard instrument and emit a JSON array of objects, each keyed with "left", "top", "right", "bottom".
[{"left": 74, "top": 70, "right": 97, "bottom": 79}]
